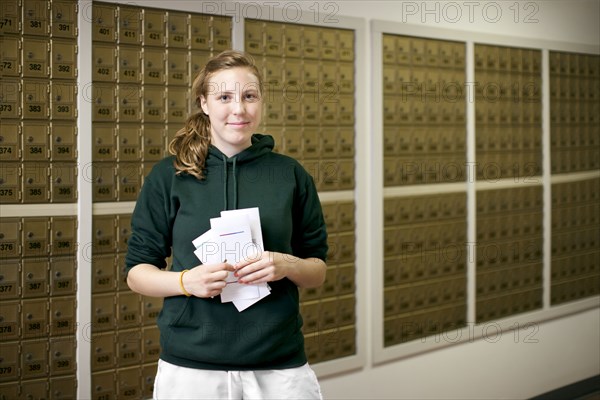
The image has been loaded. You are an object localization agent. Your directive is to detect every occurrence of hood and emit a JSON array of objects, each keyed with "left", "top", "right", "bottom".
[
  {"left": 206, "top": 134, "right": 274, "bottom": 167},
  {"left": 205, "top": 134, "right": 274, "bottom": 210}
]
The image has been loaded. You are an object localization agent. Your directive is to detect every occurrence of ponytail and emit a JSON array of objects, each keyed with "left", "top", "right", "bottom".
[{"left": 168, "top": 50, "right": 263, "bottom": 179}]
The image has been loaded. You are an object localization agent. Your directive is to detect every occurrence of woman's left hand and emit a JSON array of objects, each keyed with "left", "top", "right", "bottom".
[{"left": 233, "top": 251, "right": 292, "bottom": 285}]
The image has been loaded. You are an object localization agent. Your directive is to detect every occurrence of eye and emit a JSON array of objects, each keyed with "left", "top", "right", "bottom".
[
  {"left": 219, "top": 94, "right": 231, "bottom": 102},
  {"left": 244, "top": 92, "right": 260, "bottom": 101}
]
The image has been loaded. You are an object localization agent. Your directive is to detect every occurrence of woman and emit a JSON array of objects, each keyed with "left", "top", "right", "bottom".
[{"left": 125, "top": 50, "right": 328, "bottom": 399}]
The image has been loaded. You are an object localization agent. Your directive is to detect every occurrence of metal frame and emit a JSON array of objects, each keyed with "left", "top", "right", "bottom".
[
  {"left": 73, "top": 0, "right": 368, "bottom": 396},
  {"left": 371, "top": 19, "right": 600, "bottom": 365}
]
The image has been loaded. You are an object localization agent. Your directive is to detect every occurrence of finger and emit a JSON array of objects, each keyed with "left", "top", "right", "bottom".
[
  {"left": 223, "top": 262, "right": 236, "bottom": 271},
  {"left": 240, "top": 275, "right": 269, "bottom": 285},
  {"left": 234, "top": 258, "right": 251, "bottom": 269},
  {"left": 234, "top": 265, "right": 251, "bottom": 279},
  {"left": 205, "top": 262, "right": 235, "bottom": 273},
  {"left": 235, "top": 259, "right": 267, "bottom": 278},
  {"left": 211, "top": 277, "right": 227, "bottom": 286},
  {"left": 238, "top": 269, "right": 271, "bottom": 284},
  {"left": 235, "top": 251, "right": 262, "bottom": 269},
  {"left": 212, "top": 270, "right": 233, "bottom": 282}
]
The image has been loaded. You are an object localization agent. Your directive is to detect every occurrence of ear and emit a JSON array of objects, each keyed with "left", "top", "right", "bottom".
[{"left": 200, "top": 96, "right": 209, "bottom": 115}]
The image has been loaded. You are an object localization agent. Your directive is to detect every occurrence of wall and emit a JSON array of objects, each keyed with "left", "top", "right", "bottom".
[
  {"left": 2, "top": 1, "right": 598, "bottom": 399},
  {"left": 269, "top": 0, "right": 598, "bottom": 46},
  {"left": 76, "top": 1, "right": 600, "bottom": 398},
  {"left": 320, "top": 308, "right": 599, "bottom": 399},
  {"left": 305, "top": 1, "right": 600, "bottom": 398}
]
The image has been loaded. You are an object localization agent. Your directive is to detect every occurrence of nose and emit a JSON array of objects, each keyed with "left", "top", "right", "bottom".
[{"left": 232, "top": 96, "right": 246, "bottom": 114}]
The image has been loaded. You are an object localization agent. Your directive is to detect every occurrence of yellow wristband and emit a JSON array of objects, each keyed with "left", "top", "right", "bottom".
[{"left": 179, "top": 269, "right": 191, "bottom": 297}]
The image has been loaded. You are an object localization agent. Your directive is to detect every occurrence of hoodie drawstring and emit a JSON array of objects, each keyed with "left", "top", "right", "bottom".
[
  {"left": 221, "top": 155, "right": 239, "bottom": 210},
  {"left": 222, "top": 155, "right": 228, "bottom": 210},
  {"left": 232, "top": 157, "right": 238, "bottom": 210}
]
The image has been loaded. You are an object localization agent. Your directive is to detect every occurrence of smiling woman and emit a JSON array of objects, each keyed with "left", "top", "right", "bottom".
[
  {"left": 124, "top": 50, "right": 329, "bottom": 399},
  {"left": 200, "top": 67, "right": 263, "bottom": 157},
  {"left": 167, "top": 51, "right": 266, "bottom": 180}
]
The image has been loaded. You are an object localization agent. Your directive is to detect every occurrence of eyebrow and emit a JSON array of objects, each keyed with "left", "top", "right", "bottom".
[{"left": 214, "top": 89, "right": 259, "bottom": 95}]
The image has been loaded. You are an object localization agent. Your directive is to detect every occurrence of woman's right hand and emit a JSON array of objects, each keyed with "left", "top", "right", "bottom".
[{"left": 182, "top": 262, "right": 235, "bottom": 298}]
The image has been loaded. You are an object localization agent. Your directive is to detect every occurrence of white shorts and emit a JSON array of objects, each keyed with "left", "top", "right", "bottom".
[{"left": 153, "top": 359, "right": 323, "bottom": 400}]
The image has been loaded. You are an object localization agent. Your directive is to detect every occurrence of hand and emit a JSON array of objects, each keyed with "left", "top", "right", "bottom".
[
  {"left": 233, "top": 251, "right": 294, "bottom": 285},
  {"left": 182, "top": 261, "right": 235, "bottom": 298}
]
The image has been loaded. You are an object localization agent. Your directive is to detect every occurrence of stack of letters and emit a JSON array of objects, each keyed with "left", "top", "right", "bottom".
[{"left": 193, "top": 208, "right": 270, "bottom": 311}]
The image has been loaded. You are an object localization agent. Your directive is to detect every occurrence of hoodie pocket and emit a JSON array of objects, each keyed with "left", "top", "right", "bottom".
[{"left": 167, "top": 296, "right": 193, "bottom": 328}]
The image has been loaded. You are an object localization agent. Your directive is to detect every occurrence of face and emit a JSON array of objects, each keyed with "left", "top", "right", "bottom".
[{"left": 200, "top": 67, "right": 263, "bottom": 157}]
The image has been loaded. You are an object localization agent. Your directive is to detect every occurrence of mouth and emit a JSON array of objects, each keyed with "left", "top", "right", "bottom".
[{"left": 227, "top": 121, "right": 250, "bottom": 127}]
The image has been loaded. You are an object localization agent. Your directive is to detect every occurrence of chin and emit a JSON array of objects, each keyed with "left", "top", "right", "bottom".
[
  {"left": 227, "top": 132, "right": 253, "bottom": 145},
  {"left": 227, "top": 128, "right": 254, "bottom": 137}
]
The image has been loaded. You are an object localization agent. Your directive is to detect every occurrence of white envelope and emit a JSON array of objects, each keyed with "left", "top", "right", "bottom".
[
  {"left": 232, "top": 284, "right": 271, "bottom": 312},
  {"left": 192, "top": 208, "right": 271, "bottom": 311},
  {"left": 192, "top": 229, "right": 222, "bottom": 265},
  {"left": 220, "top": 207, "right": 264, "bottom": 252},
  {"left": 210, "top": 214, "right": 256, "bottom": 265}
]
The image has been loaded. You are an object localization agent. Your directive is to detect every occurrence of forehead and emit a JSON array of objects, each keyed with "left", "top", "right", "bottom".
[{"left": 207, "top": 67, "right": 260, "bottom": 91}]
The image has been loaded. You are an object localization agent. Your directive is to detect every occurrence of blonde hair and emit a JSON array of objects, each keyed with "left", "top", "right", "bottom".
[{"left": 168, "top": 50, "right": 264, "bottom": 179}]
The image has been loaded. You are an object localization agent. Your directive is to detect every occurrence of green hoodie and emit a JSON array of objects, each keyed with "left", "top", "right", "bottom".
[{"left": 125, "top": 134, "right": 328, "bottom": 370}]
